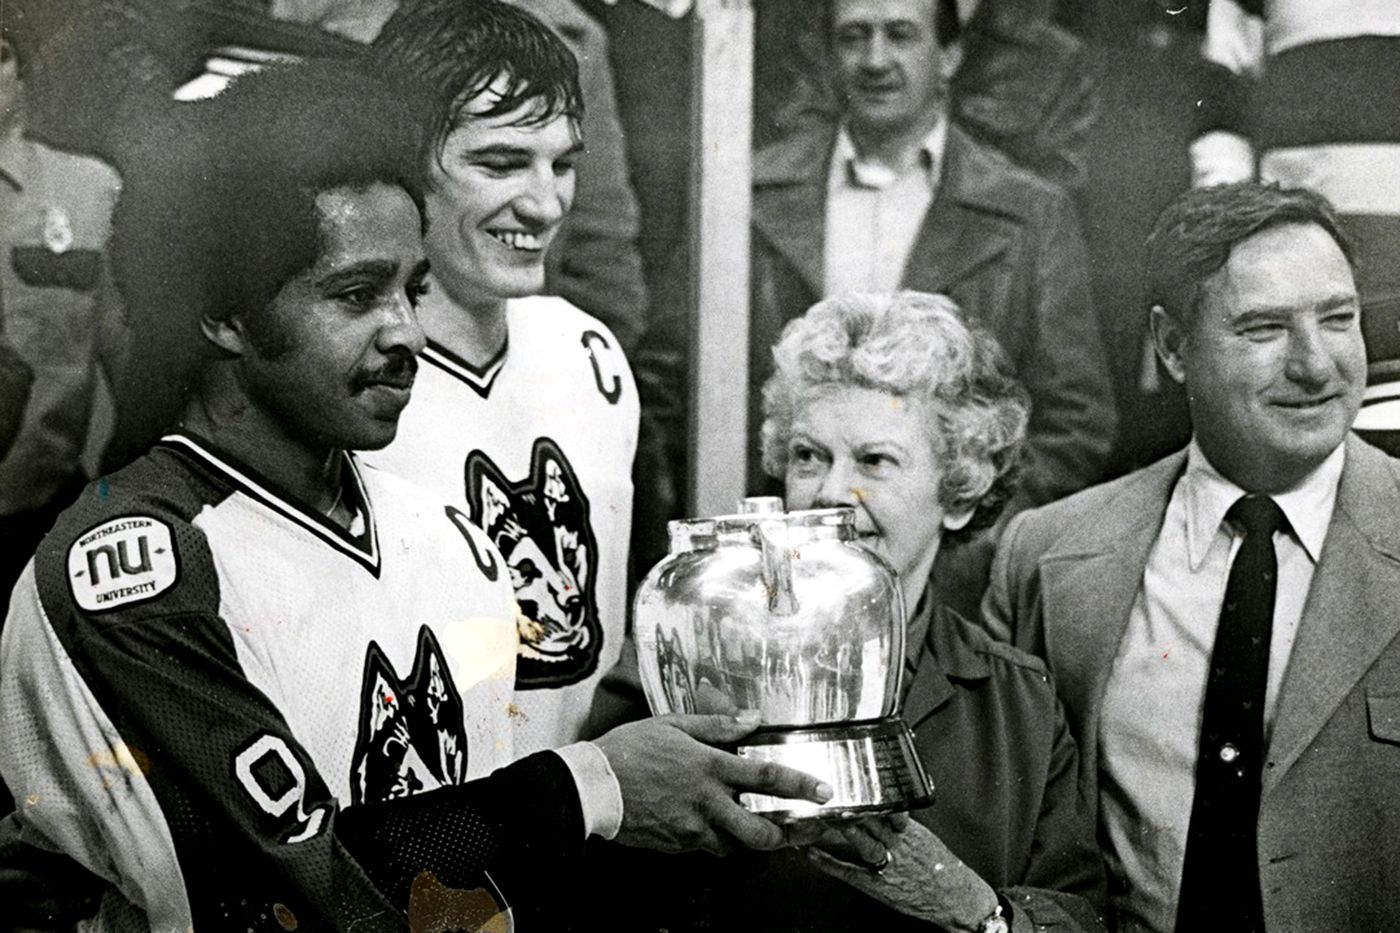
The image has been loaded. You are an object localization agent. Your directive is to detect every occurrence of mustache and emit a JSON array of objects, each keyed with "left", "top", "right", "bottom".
[{"left": 352, "top": 350, "right": 418, "bottom": 392}]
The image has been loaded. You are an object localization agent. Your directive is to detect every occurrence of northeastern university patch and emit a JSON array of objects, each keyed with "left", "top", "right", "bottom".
[{"left": 67, "top": 516, "right": 179, "bottom": 612}]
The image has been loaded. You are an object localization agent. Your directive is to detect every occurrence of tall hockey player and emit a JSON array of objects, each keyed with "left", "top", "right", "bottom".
[
  {"left": 367, "top": 0, "right": 639, "bottom": 754},
  {"left": 0, "top": 62, "right": 833, "bottom": 932}
]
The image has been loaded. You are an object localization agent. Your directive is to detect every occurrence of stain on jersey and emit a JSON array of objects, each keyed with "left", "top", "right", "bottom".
[
  {"left": 351, "top": 625, "right": 469, "bottom": 805},
  {"left": 409, "top": 869, "right": 513, "bottom": 933},
  {"left": 465, "top": 438, "right": 602, "bottom": 689}
]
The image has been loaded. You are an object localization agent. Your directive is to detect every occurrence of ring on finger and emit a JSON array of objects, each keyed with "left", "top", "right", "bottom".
[{"left": 869, "top": 849, "right": 892, "bottom": 877}]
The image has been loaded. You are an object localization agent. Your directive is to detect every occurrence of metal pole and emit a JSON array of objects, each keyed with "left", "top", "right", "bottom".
[{"left": 687, "top": 0, "right": 753, "bottom": 517}]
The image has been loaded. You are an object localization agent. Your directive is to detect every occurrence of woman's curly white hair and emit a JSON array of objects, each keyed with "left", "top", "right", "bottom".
[{"left": 760, "top": 291, "right": 1029, "bottom": 537}]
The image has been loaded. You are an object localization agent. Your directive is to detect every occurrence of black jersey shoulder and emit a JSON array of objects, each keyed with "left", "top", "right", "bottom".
[{"left": 33, "top": 441, "right": 235, "bottom": 633}]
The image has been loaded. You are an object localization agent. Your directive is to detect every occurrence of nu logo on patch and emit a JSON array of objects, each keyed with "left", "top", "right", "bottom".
[{"left": 68, "top": 516, "right": 179, "bottom": 612}]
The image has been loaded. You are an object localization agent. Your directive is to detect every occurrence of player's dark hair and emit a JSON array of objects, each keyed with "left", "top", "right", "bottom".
[
  {"left": 108, "top": 59, "right": 428, "bottom": 456},
  {"left": 370, "top": 0, "right": 583, "bottom": 169},
  {"left": 1145, "top": 182, "right": 1354, "bottom": 326}
]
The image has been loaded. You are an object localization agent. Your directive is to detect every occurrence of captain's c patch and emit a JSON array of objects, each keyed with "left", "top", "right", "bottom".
[{"left": 68, "top": 516, "right": 179, "bottom": 612}]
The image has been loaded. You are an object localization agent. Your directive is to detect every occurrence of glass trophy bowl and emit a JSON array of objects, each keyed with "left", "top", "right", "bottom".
[{"left": 633, "top": 498, "right": 933, "bottom": 822}]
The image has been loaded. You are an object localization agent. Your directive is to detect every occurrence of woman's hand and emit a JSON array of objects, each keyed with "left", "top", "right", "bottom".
[{"left": 807, "top": 818, "right": 1000, "bottom": 932}]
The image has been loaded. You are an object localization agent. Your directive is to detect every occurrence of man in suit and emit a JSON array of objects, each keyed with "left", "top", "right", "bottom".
[
  {"left": 749, "top": 0, "right": 1113, "bottom": 517},
  {"left": 985, "top": 181, "right": 1400, "bottom": 931}
]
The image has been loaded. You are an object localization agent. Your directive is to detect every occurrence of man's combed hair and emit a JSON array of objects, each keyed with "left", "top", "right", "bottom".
[
  {"left": 1145, "top": 181, "right": 1354, "bottom": 324},
  {"left": 821, "top": 0, "right": 963, "bottom": 49},
  {"left": 761, "top": 291, "right": 1029, "bottom": 540},
  {"left": 370, "top": 0, "right": 583, "bottom": 162},
  {"left": 109, "top": 59, "right": 429, "bottom": 453}
]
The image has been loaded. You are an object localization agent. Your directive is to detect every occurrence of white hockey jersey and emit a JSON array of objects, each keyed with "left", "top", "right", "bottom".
[
  {"left": 0, "top": 432, "right": 525, "bottom": 931},
  {"left": 367, "top": 296, "right": 639, "bottom": 755}
]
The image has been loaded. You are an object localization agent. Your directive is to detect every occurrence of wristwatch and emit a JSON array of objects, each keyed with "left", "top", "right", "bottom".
[{"left": 976, "top": 894, "right": 1014, "bottom": 933}]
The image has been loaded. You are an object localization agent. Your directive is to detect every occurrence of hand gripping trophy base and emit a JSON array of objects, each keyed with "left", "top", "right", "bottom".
[{"left": 736, "top": 717, "right": 934, "bottom": 823}]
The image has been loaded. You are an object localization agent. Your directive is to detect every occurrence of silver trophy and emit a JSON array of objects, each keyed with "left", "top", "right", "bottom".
[{"left": 633, "top": 497, "right": 933, "bottom": 822}]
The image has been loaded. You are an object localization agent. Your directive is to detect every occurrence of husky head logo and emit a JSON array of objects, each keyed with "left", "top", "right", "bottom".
[
  {"left": 351, "top": 626, "right": 468, "bottom": 805},
  {"left": 465, "top": 438, "right": 602, "bottom": 689}
]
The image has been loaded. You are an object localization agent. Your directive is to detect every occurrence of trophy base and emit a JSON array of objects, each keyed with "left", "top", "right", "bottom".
[{"left": 736, "top": 717, "right": 934, "bottom": 823}]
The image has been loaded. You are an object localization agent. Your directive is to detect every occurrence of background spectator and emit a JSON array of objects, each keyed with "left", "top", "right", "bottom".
[
  {"left": 0, "top": 7, "right": 124, "bottom": 629},
  {"left": 746, "top": 0, "right": 1110, "bottom": 616}
]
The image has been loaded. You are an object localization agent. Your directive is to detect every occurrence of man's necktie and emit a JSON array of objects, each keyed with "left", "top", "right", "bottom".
[{"left": 1175, "top": 495, "right": 1288, "bottom": 933}]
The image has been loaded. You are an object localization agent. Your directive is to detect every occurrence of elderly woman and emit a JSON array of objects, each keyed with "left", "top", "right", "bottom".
[{"left": 738, "top": 291, "right": 1104, "bottom": 932}]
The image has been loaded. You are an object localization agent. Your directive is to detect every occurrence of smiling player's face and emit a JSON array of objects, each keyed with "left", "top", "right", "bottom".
[
  {"left": 239, "top": 182, "right": 430, "bottom": 456},
  {"left": 423, "top": 79, "right": 580, "bottom": 315}
]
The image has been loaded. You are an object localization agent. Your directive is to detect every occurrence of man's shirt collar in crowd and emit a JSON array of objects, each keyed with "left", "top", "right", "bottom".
[
  {"left": 1181, "top": 436, "right": 1344, "bottom": 571},
  {"left": 829, "top": 118, "right": 948, "bottom": 192}
]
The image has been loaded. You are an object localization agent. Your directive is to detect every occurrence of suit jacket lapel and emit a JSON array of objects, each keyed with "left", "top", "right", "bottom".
[
  {"left": 1265, "top": 436, "right": 1400, "bottom": 793},
  {"left": 1038, "top": 453, "right": 1184, "bottom": 738},
  {"left": 752, "top": 121, "right": 1022, "bottom": 301},
  {"left": 902, "top": 126, "right": 1017, "bottom": 295},
  {"left": 751, "top": 123, "right": 834, "bottom": 300}
]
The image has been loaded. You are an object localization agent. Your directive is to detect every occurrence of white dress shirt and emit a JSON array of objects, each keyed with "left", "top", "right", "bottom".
[
  {"left": 1098, "top": 438, "right": 1345, "bottom": 933},
  {"left": 555, "top": 741, "right": 624, "bottom": 839},
  {"left": 823, "top": 121, "right": 947, "bottom": 297}
]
